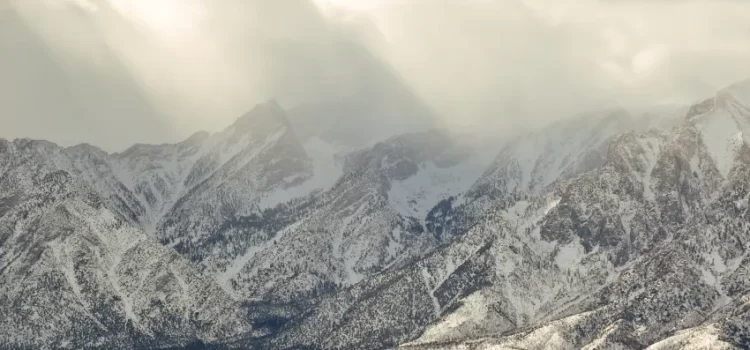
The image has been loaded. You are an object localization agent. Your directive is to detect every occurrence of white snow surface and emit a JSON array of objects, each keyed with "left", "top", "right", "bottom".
[
  {"left": 694, "top": 80, "right": 750, "bottom": 178},
  {"left": 645, "top": 325, "right": 736, "bottom": 350},
  {"left": 388, "top": 158, "right": 487, "bottom": 219},
  {"left": 260, "top": 137, "right": 343, "bottom": 209}
]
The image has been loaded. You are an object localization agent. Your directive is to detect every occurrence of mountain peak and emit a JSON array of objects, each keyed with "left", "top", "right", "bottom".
[
  {"left": 231, "top": 99, "right": 291, "bottom": 138},
  {"left": 64, "top": 143, "right": 109, "bottom": 158},
  {"left": 180, "top": 130, "right": 210, "bottom": 147}
]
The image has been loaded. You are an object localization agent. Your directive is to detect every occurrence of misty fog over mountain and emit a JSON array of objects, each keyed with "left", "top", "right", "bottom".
[{"left": 2, "top": 1, "right": 750, "bottom": 349}]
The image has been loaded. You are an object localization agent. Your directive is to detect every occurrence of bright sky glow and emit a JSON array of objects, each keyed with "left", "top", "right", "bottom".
[
  {"left": 4, "top": 0, "right": 750, "bottom": 151},
  {"left": 313, "top": 0, "right": 385, "bottom": 13},
  {"left": 107, "top": 0, "right": 206, "bottom": 39}
]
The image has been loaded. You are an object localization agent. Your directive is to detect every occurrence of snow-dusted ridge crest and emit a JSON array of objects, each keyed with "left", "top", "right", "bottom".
[
  {"left": 0, "top": 97, "right": 494, "bottom": 348},
  {"left": 4, "top": 79, "right": 750, "bottom": 349},
  {"left": 0, "top": 100, "right": 324, "bottom": 348}
]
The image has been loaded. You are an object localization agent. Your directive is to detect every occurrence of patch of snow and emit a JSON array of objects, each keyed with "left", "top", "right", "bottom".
[
  {"left": 342, "top": 239, "right": 366, "bottom": 285},
  {"left": 260, "top": 137, "right": 343, "bottom": 209},
  {"left": 700, "top": 267, "right": 717, "bottom": 287},
  {"left": 420, "top": 267, "right": 442, "bottom": 317},
  {"left": 497, "top": 311, "right": 594, "bottom": 349},
  {"left": 388, "top": 158, "right": 486, "bottom": 220},
  {"left": 620, "top": 203, "right": 636, "bottom": 236},
  {"left": 582, "top": 322, "right": 632, "bottom": 350},
  {"left": 554, "top": 242, "right": 585, "bottom": 270},
  {"left": 696, "top": 109, "right": 743, "bottom": 178},
  {"left": 512, "top": 136, "right": 548, "bottom": 191},
  {"left": 51, "top": 242, "right": 83, "bottom": 302},
  {"left": 710, "top": 251, "right": 728, "bottom": 273},
  {"left": 107, "top": 244, "right": 141, "bottom": 328},
  {"left": 637, "top": 136, "right": 661, "bottom": 201},
  {"left": 218, "top": 226, "right": 293, "bottom": 293},
  {"left": 169, "top": 265, "right": 191, "bottom": 321},
  {"left": 645, "top": 325, "right": 734, "bottom": 350},
  {"left": 701, "top": 251, "right": 733, "bottom": 310},
  {"left": 544, "top": 198, "right": 560, "bottom": 215},
  {"left": 385, "top": 226, "right": 404, "bottom": 262},
  {"left": 416, "top": 292, "right": 488, "bottom": 343},
  {"left": 110, "top": 272, "right": 140, "bottom": 328}
]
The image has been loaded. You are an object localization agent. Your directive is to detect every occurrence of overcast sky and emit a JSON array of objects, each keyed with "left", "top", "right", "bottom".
[{"left": 2, "top": 0, "right": 750, "bottom": 151}]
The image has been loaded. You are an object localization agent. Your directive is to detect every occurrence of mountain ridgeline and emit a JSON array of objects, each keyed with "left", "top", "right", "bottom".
[{"left": 2, "top": 81, "right": 750, "bottom": 349}]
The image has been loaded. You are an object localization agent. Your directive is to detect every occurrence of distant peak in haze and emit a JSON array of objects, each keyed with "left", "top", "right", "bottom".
[
  {"left": 182, "top": 131, "right": 211, "bottom": 145},
  {"left": 231, "top": 99, "right": 292, "bottom": 136}
]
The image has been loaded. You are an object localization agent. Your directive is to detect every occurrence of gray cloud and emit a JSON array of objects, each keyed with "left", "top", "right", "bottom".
[
  {"left": 1, "top": 0, "right": 749, "bottom": 150},
  {"left": 1, "top": 1, "right": 170, "bottom": 150},
  {"left": 1, "top": 0, "right": 410, "bottom": 150},
  {"left": 368, "top": 0, "right": 750, "bottom": 132}
]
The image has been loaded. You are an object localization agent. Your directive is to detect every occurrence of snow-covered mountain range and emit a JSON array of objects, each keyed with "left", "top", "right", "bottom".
[{"left": 2, "top": 80, "right": 750, "bottom": 349}]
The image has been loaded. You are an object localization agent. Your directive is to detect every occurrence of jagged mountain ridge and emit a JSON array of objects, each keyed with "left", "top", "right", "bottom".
[
  {"left": 0, "top": 100, "right": 334, "bottom": 348},
  {"left": 392, "top": 79, "right": 750, "bottom": 349},
  {"left": 232, "top": 102, "right": 684, "bottom": 349},
  {"left": 3, "top": 80, "right": 750, "bottom": 350},
  {"left": 220, "top": 129, "right": 491, "bottom": 303},
  {"left": 221, "top": 80, "right": 750, "bottom": 349},
  {"left": 0, "top": 95, "right": 491, "bottom": 348}
]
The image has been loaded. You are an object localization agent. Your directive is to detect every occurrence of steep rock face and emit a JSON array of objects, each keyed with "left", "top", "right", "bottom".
[
  {"left": 400, "top": 115, "right": 679, "bottom": 345},
  {"left": 469, "top": 110, "right": 644, "bottom": 204},
  {"left": 7, "top": 101, "right": 317, "bottom": 274},
  {"left": 61, "top": 144, "right": 149, "bottom": 228},
  {"left": 1, "top": 104, "right": 492, "bottom": 348},
  {"left": 222, "top": 110, "right": 679, "bottom": 349},
  {"left": 220, "top": 130, "right": 490, "bottom": 303},
  {"left": 105, "top": 132, "right": 209, "bottom": 232},
  {"left": 218, "top": 81, "right": 750, "bottom": 350},
  {"left": 154, "top": 101, "right": 314, "bottom": 261},
  {"left": 392, "top": 80, "right": 750, "bottom": 350},
  {"left": 0, "top": 146, "right": 251, "bottom": 349},
  {"left": 3, "top": 101, "right": 316, "bottom": 248}
]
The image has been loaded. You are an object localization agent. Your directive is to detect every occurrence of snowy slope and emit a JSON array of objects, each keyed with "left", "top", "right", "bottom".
[
  {"left": 469, "top": 110, "right": 632, "bottom": 199},
  {"left": 5, "top": 81, "right": 750, "bottom": 350},
  {"left": 0, "top": 143, "right": 252, "bottom": 349},
  {"left": 228, "top": 81, "right": 750, "bottom": 350},
  {"left": 387, "top": 80, "right": 750, "bottom": 350},
  {"left": 221, "top": 130, "right": 495, "bottom": 303}
]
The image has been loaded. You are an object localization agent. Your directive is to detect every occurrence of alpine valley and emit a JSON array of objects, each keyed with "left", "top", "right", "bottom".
[{"left": 3, "top": 80, "right": 750, "bottom": 350}]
